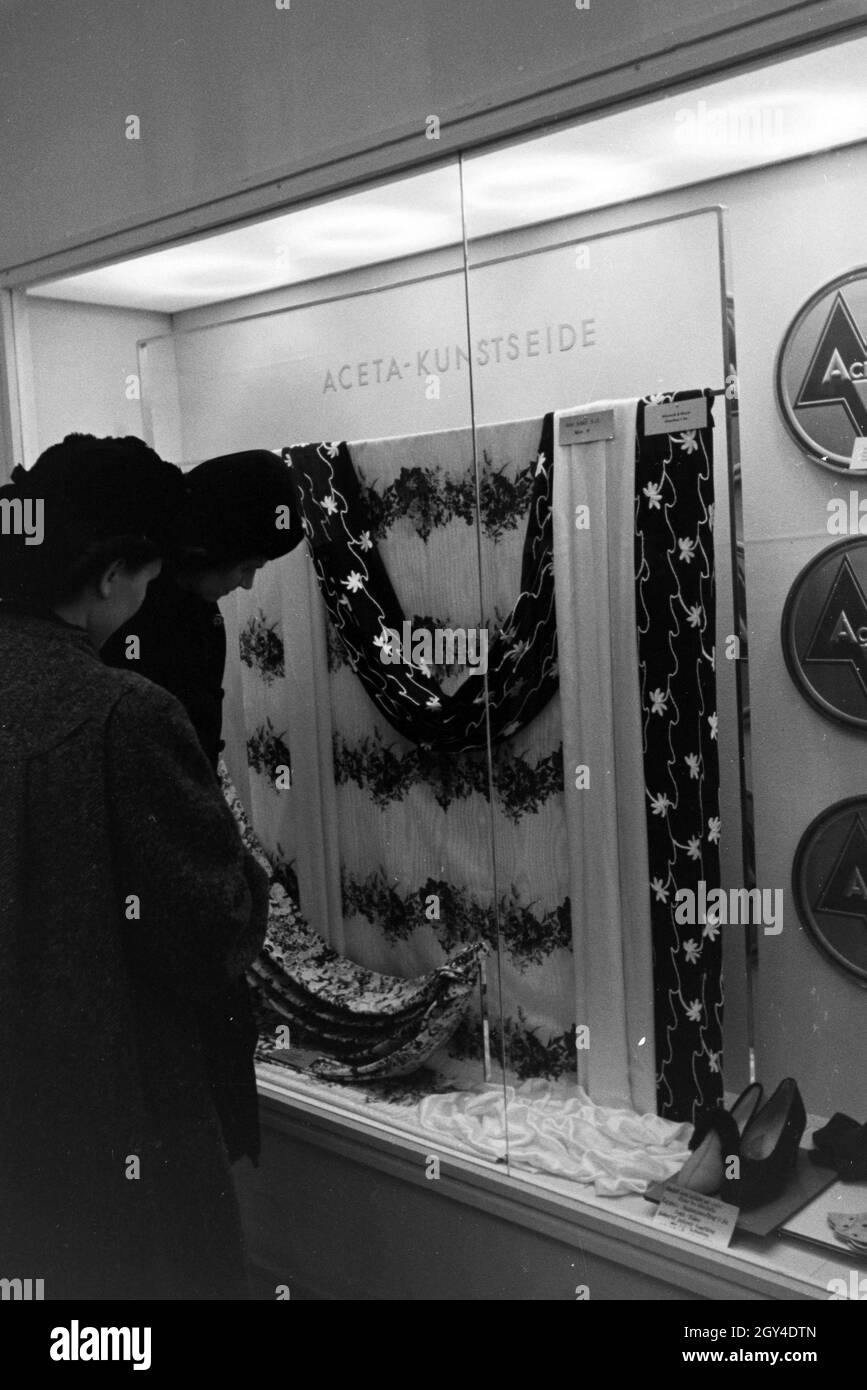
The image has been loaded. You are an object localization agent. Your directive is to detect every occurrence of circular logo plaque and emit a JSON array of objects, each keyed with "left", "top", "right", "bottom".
[
  {"left": 775, "top": 267, "right": 867, "bottom": 474},
  {"left": 781, "top": 537, "right": 867, "bottom": 729},
  {"left": 792, "top": 798, "right": 867, "bottom": 986}
]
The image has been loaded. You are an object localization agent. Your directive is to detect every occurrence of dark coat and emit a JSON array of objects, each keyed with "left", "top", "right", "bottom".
[
  {"left": 0, "top": 609, "right": 270, "bottom": 1300},
  {"left": 102, "top": 575, "right": 261, "bottom": 1164},
  {"left": 102, "top": 573, "right": 227, "bottom": 769}
]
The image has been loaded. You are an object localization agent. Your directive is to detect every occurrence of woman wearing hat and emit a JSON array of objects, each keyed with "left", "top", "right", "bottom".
[
  {"left": 0, "top": 434, "right": 270, "bottom": 1300},
  {"left": 102, "top": 450, "right": 303, "bottom": 1170}
]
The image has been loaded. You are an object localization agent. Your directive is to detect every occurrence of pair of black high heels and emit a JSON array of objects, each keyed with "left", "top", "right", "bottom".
[{"left": 650, "top": 1078, "right": 806, "bottom": 1211}]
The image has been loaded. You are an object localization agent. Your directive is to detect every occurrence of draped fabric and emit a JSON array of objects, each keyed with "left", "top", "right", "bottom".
[
  {"left": 221, "top": 767, "right": 485, "bottom": 1079},
  {"left": 316, "top": 419, "right": 575, "bottom": 1082},
  {"left": 226, "top": 417, "right": 576, "bottom": 1087},
  {"left": 634, "top": 390, "right": 724, "bottom": 1123},
  {"left": 552, "top": 402, "right": 657, "bottom": 1115},
  {"left": 415, "top": 1082, "right": 691, "bottom": 1195},
  {"left": 222, "top": 398, "right": 723, "bottom": 1120},
  {"left": 283, "top": 417, "right": 558, "bottom": 752}
]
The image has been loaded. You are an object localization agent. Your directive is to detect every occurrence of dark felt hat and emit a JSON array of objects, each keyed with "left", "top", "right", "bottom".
[
  {"left": 171, "top": 450, "right": 303, "bottom": 565},
  {"left": 0, "top": 433, "right": 184, "bottom": 602}
]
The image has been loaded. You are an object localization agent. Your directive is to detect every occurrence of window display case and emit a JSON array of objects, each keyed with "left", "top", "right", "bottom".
[
  {"left": 9, "top": 30, "right": 867, "bottom": 1298},
  {"left": 137, "top": 191, "right": 746, "bottom": 1148}
]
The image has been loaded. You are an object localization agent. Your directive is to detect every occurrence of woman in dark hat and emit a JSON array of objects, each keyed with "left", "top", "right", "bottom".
[
  {"left": 0, "top": 434, "right": 270, "bottom": 1300},
  {"left": 104, "top": 450, "right": 303, "bottom": 769},
  {"left": 102, "top": 450, "right": 303, "bottom": 1168}
]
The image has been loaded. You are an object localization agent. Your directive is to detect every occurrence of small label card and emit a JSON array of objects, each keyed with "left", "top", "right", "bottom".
[
  {"left": 644, "top": 396, "right": 708, "bottom": 436},
  {"left": 850, "top": 438, "right": 867, "bottom": 470},
  {"left": 558, "top": 409, "right": 615, "bottom": 447},
  {"left": 653, "top": 1183, "right": 739, "bottom": 1250}
]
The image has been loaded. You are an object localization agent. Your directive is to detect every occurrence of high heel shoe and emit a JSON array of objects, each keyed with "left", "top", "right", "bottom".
[
  {"left": 644, "top": 1082, "right": 763, "bottom": 1202},
  {"left": 720, "top": 1077, "right": 806, "bottom": 1210}
]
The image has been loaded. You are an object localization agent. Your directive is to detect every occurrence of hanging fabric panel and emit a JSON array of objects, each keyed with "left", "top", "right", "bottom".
[
  {"left": 553, "top": 400, "right": 657, "bottom": 1115},
  {"left": 634, "top": 390, "right": 724, "bottom": 1123},
  {"left": 227, "top": 544, "right": 347, "bottom": 954},
  {"left": 274, "top": 417, "right": 574, "bottom": 1080}
]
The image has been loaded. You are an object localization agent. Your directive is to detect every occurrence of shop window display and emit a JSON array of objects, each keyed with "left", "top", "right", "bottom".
[
  {"left": 17, "top": 41, "right": 867, "bottom": 1286},
  {"left": 134, "top": 195, "right": 745, "bottom": 1184}
]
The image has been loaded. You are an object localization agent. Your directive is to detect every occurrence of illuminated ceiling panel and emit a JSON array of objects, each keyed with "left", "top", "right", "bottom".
[{"left": 27, "top": 35, "right": 867, "bottom": 313}]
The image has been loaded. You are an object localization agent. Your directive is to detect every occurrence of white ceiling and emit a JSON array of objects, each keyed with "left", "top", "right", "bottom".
[{"left": 28, "top": 34, "right": 867, "bottom": 315}]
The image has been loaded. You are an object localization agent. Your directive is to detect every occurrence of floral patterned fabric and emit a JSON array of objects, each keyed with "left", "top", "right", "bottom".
[
  {"left": 220, "top": 766, "right": 485, "bottom": 1079},
  {"left": 635, "top": 390, "right": 723, "bottom": 1122},
  {"left": 223, "top": 401, "right": 722, "bottom": 1114},
  {"left": 224, "top": 417, "right": 576, "bottom": 1086},
  {"left": 282, "top": 417, "right": 558, "bottom": 752}
]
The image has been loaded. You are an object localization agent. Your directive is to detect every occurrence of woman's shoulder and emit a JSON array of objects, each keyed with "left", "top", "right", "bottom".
[
  {"left": 105, "top": 669, "right": 216, "bottom": 776},
  {"left": 106, "top": 667, "right": 197, "bottom": 733},
  {"left": 63, "top": 662, "right": 182, "bottom": 745},
  {"left": 0, "top": 638, "right": 178, "bottom": 762}
]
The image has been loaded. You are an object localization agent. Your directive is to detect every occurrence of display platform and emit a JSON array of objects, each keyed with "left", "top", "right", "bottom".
[{"left": 248, "top": 1064, "right": 864, "bottom": 1300}]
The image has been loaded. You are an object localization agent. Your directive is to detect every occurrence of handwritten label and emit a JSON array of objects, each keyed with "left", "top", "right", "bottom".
[
  {"left": 850, "top": 438, "right": 867, "bottom": 470},
  {"left": 652, "top": 1183, "right": 738, "bottom": 1249},
  {"left": 558, "top": 409, "right": 615, "bottom": 446},
  {"left": 645, "top": 396, "right": 708, "bottom": 436}
]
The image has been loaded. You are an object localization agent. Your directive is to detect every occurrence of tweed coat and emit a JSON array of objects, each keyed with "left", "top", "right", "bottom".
[
  {"left": 103, "top": 575, "right": 262, "bottom": 1166},
  {"left": 0, "top": 607, "right": 270, "bottom": 1300}
]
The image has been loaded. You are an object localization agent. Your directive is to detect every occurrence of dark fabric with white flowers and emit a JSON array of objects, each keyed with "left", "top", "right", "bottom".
[
  {"left": 283, "top": 417, "right": 558, "bottom": 752},
  {"left": 634, "top": 389, "right": 723, "bottom": 1123}
]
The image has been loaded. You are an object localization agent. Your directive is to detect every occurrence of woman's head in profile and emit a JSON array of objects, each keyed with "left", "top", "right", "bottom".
[
  {"left": 0, "top": 433, "right": 183, "bottom": 647},
  {"left": 167, "top": 449, "right": 303, "bottom": 601}
]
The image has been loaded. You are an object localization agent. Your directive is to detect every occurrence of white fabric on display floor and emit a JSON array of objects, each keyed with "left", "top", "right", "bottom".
[
  {"left": 257, "top": 1062, "right": 690, "bottom": 1196},
  {"left": 417, "top": 1081, "right": 690, "bottom": 1196}
]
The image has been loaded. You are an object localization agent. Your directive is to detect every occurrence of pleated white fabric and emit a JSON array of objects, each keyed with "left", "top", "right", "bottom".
[
  {"left": 553, "top": 401, "right": 657, "bottom": 1114},
  {"left": 281, "top": 545, "right": 347, "bottom": 954},
  {"left": 224, "top": 544, "right": 347, "bottom": 954}
]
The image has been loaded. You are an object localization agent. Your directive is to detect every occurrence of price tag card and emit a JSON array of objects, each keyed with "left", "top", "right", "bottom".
[
  {"left": 558, "top": 409, "right": 615, "bottom": 447},
  {"left": 850, "top": 438, "right": 867, "bottom": 470},
  {"left": 652, "top": 1183, "right": 739, "bottom": 1250},
  {"left": 644, "top": 396, "right": 708, "bottom": 436}
]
